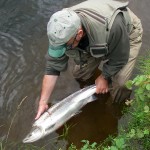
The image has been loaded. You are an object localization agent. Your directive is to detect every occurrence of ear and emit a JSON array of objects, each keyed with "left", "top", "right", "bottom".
[{"left": 76, "top": 28, "right": 84, "bottom": 41}]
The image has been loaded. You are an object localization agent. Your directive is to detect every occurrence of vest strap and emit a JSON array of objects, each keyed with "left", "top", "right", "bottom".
[
  {"left": 89, "top": 43, "right": 108, "bottom": 58},
  {"left": 122, "top": 9, "right": 132, "bottom": 33}
]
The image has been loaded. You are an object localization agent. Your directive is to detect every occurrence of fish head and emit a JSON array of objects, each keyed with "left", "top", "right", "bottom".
[{"left": 22, "top": 126, "right": 43, "bottom": 143}]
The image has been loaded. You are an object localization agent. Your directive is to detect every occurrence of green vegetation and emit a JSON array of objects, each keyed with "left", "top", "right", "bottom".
[{"left": 61, "top": 123, "right": 76, "bottom": 140}]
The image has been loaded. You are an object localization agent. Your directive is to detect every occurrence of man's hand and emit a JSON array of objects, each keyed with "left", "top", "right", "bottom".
[
  {"left": 35, "top": 101, "right": 49, "bottom": 120},
  {"left": 95, "top": 75, "right": 109, "bottom": 94},
  {"left": 35, "top": 75, "right": 58, "bottom": 120}
]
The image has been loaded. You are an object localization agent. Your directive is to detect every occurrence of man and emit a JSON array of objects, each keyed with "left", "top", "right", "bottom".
[{"left": 35, "top": 0, "right": 143, "bottom": 120}]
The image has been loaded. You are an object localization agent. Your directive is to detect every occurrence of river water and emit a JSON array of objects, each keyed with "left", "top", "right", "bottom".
[{"left": 0, "top": 0, "right": 149, "bottom": 149}]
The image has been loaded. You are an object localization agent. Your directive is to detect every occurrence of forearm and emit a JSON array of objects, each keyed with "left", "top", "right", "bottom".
[{"left": 39, "top": 75, "right": 58, "bottom": 104}]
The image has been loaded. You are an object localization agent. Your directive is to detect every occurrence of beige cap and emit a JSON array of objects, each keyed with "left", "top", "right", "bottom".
[
  {"left": 47, "top": 9, "right": 81, "bottom": 57},
  {"left": 47, "top": 9, "right": 81, "bottom": 47}
]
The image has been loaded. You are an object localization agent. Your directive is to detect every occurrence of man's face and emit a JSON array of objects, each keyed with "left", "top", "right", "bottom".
[{"left": 66, "top": 28, "right": 83, "bottom": 50}]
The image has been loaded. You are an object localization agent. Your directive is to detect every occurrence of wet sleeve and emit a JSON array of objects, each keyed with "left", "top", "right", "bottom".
[
  {"left": 45, "top": 52, "right": 69, "bottom": 75},
  {"left": 102, "top": 13, "right": 130, "bottom": 80}
]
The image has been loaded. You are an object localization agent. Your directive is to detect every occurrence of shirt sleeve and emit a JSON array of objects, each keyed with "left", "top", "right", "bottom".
[
  {"left": 44, "top": 52, "right": 69, "bottom": 75},
  {"left": 102, "top": 13, "right": 130, "bottom": 80}
]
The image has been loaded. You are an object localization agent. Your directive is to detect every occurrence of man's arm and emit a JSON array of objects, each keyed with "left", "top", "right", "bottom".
[
  {"left": 102, "top": 13, "right": 130, "bottom": 79},
  {"left": 95, "top": 14, "right": 130, "bottom": 94},
  {"left": 35, "top": 75, "right": 58, "bottom": 120},
  {"left": 35, "top": 50, "right": 69, "bottom": 120}
]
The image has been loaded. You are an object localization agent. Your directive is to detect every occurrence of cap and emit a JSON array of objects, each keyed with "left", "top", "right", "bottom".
[{"left": 47, "top": 9, "right": 81, "bottom": 57}]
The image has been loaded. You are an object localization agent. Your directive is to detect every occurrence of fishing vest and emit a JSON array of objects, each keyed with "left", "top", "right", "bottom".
[{"left": 69, "top": 0, "right": 131, "bottom": 58}]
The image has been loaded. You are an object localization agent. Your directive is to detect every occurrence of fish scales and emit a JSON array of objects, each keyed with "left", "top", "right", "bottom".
[{"left": 23, "top": 85, "right": 96, "bottom": 143}]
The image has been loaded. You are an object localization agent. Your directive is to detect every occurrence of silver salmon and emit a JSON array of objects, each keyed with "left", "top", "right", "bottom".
[{"left": 23, "top": 85, "right": 96, "bottom": 143}]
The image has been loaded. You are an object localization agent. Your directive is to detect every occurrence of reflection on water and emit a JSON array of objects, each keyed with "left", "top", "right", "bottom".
[{"left": 0, "top": 0, "right": 149, "bottom": 149}]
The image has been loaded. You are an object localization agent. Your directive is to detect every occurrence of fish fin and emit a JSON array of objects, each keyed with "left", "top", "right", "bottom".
[
  {"left": 72, "top": 110, "right": 82, "bottom": 117},
  {"left": 87, "top": 94, "right": 97, "bottom": 103}
]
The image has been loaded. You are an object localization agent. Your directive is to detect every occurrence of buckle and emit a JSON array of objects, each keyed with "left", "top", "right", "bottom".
[{"left": 89, "top": 44, "right": 108, "bottom": 58}]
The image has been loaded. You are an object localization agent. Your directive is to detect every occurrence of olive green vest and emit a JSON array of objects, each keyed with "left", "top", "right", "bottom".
[{"left": 69, "top": 0, "right": 131, "bottom": 57}]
